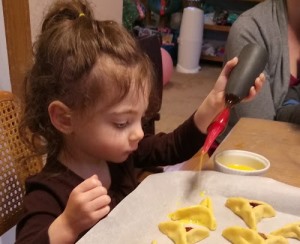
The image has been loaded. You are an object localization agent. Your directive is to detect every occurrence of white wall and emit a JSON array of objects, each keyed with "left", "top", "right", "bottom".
[
  {"left": 0, "top": 0, "right": 11, "bottom": 91},
  {"left": 91, "top": 0, "right": 123, "bottom": 22},
  {"left": 29, "top": 0, "right": 123, "bottom": 43}
]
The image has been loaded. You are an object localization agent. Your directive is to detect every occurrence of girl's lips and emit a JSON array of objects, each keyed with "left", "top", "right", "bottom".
[
  {"left": 125, "top": 148, "right": 137, "bottom": 155},
  {"left": 129, "top": 145, "right": 138, "bottom": 152},
  {"left": 127, "top": 149, "right": 137, "bottom": 155}
]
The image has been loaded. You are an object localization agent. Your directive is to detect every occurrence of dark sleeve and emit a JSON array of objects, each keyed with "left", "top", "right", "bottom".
[
  {"left": 276, "top": 104, "right": 300, "bottom": 124},
  {"left": 276, "top": 85, "right": 300, "bottom": 124},
  {"left": 132, "top": 114, "right": 206, "bottom": 167},
  {"left": 284, "top": 85, "right": 300, "bottom": 101},
  {"left": 16, "top": 172, "right": 79, "bottom": 244},
  {"left": 16, "top": 189, "right": 59, "bottom": 244}
]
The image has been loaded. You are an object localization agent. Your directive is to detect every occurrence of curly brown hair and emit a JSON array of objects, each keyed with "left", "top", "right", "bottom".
[{"left": 19, "top": 0, "right": 154, "bottom": 160}]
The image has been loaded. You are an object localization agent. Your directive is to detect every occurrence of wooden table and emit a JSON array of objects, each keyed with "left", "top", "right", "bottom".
[
  {"left": 209, "top": 118, "right": 300, "bottom": 187},
  {"left": 181, "top": 118, "right": 300, "bottom": 188}
]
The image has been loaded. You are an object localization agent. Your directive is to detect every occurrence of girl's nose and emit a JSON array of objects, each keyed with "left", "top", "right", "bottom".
[{"left": 129, "top": 123, "right": 144, "bottom": 143}]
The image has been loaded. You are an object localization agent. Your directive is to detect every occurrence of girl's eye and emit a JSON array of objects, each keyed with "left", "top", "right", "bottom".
[{"left": 114, "top": 121, "right": 129, "bottom": 128}]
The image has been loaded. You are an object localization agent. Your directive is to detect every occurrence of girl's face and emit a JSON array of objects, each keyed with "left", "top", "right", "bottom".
[{"left": 67, "top": 86, "right": 149, "bottom": 164}]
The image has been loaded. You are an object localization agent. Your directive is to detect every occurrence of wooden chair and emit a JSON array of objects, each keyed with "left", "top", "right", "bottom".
[{"left": 0, "top": 91, "right": 43, "bottom": 236}]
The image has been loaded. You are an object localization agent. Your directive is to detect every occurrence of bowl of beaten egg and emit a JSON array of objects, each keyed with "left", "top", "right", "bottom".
[{"left": 214, "top": 150, "right": 270, "bottom": 176}]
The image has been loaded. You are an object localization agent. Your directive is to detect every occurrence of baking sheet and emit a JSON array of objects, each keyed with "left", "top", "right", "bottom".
[{"left": 77, "top": 171, "right": 300, "bottom": 244}]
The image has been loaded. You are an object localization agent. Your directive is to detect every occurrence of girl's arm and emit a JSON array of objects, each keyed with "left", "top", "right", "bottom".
[{"left": 134, "top": 58, "right": 265, "bottom": 168}]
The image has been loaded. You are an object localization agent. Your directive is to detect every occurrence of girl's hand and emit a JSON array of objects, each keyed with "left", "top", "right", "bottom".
[
  {"left": 212, "top": 57, "right": 265, "bottom": 102},
  {"left": 212, "top": 57, "right": 239, "bottom": 95},
  {"left": 49, "top": 175, "right": 111, "bottom": 243},
  {"left": 63, "top": 174, "right": 111, "bottom": 233},
  {"left": 194, "top": 57, "right": 265, "bottom": 133}
]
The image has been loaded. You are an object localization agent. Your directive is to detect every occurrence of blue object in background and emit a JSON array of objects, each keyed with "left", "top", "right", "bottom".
[
  {"left": 148, "top": 0, "right": 182, "bottom": 16},
  {"left": 161, "top": 28, "right": 179, "bottom": 64}
]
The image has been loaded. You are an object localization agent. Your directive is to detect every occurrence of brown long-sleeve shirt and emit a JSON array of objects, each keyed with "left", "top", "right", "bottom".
[{"left": 16, "top": 115, "right": 206, "bottom": 243}]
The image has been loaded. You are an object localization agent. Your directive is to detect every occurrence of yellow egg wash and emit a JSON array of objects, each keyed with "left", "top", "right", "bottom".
[
  {"left": 167, "top": 215, "right": 208, "bottom": 227},
  {"left": 226, "top": 164, "right": 255, "bottom": 171},
  {"left": 199, "top": 152, "right": 205, "bottom": 170},
  {"left": 200, "top": 191, "right": 206, "bottom": 197}
]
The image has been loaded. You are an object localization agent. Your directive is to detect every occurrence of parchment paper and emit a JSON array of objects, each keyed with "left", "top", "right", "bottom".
[{"left": 77, "top": 171, "right": 300, "bottom": 244}]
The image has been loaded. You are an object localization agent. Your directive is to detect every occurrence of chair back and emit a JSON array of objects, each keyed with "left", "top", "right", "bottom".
[
  {"left": 138, "top": 34, "right": 163, "bottom": 134},
  {"left": 0, "top": 91, "right": 43, "bottom": 235}
]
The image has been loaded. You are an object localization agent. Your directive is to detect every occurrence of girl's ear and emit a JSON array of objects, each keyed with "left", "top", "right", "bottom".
[{"left": 48, "top": 101, "right": 73, "bottom": 134}]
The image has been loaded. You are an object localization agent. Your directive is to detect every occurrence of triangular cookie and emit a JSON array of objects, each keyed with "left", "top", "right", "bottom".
[
  {"left": 222, "top": 226, "right": 288, "bottom": 244},
  {"left": 199, "top": 196, "right": 214, "bottom": 212},
  {"left": 169, "top": 197, "right": 217, "bottom": 230},
  {"left": 225, "top": 197, "right": 276, "bottom": 230},
  {"left": 270, "top": 221, "right": 300, "bottom": 240},
  {"left": 158, "top": 221, "right": 209, "bottom": 244},
  {"left": 158, "top": 221, "right": 186, "bottom": 244}
]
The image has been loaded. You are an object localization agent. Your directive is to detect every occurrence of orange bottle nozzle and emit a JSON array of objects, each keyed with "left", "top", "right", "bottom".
[{"left": 201, "top": 107, "right": 230, "bottom": 155}]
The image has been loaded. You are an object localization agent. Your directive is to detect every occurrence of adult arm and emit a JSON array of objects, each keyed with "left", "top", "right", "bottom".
[{"left": 218, "top": 0, "right": 290, "bottom": 141}]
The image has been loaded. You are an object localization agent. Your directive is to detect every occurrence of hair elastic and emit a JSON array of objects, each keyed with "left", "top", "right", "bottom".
[{"left": 79, "top": 13, "right": 85, "bottom": 17}]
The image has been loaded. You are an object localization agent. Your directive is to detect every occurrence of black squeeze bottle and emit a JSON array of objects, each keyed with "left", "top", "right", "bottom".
[
  {"left": 201, "top": 43, "right": 268, "bottom": 155},
  {"left": 225, "top": 43, "right": 268, "bottom": 107}
]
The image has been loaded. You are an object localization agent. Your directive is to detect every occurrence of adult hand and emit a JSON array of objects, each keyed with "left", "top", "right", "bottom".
[{"left": 242, "top": 72, "right": 265, "bottom": 102}]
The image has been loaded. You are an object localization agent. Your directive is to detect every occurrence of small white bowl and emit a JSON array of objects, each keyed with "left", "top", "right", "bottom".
[{"left": 214, "top": 150, "right": 270, "bottom": 176}]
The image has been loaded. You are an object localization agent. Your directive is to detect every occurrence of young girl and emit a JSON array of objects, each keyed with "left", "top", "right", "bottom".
[{"left": 16, "top": 0, "right": 265, "bottom": 243}]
